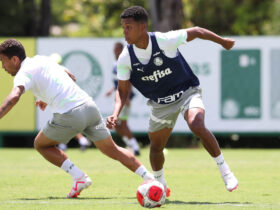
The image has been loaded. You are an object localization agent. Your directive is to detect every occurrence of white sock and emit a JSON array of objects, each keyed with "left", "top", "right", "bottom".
[
  {"left": 128, "top": 137, "right": 140, "bottom": 151},
  {"left": 135, "top": 165, "right": 154, "bottom": 180},
  {"left": 79, "top": 136, "right": 90, "bottom": 146},
  {"left": 61, "top": 159, "right": 84, "bottom": 179},
  {"left": 122, "top": 136, "right": 130, "bottom": 146},
  {"left": 213, "top": 153, "right": 230, "bottom": 175},
  {"left": 58, "top": 143, "right": 67, "bottom": 151},
  {"left": 153, "top": 168, "right": 167, "bottom": 188}
]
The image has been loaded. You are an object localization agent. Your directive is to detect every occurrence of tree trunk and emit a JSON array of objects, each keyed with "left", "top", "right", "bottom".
[
  {"left": 148, "top": 0, "right": 183, "bottom": 32},
  {"left": 24, "top": 0, "right": 37, "bottom": 36},
  {"left": 39, "top": 0, "right": 51, "bottom": 36}
]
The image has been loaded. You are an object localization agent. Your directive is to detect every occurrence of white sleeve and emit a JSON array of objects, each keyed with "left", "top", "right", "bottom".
[
  {"left": 117, "top": 46, "right": 132, "bottom": 80},
  {"left": 13, "top": 69, "right": 34, "bottom": 92},
  {"left": 155, "top": 29, "right": 188, "bottom": 51}
]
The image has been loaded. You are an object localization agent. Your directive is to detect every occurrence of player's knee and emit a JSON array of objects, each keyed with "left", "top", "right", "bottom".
[
  {"left": 188, "top": 119, "right": 205, "bottom": 135},
  {"left": 33, "top": 137, "right": 44, "bottom": 151},
  {"left": 33, "top": 138, "right": 40, "bottom": 151},
  {"left": 150, "top": 143, "right": 164, "bottom": 154}
]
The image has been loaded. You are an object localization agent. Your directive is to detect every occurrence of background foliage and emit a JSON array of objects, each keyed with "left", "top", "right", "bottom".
[{"left": 0, "top": 0, "right": 280, "bottom": 36}]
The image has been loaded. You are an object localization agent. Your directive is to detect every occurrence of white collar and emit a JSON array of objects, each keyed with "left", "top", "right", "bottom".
[{"left": 20, "top": 57, "right": 30, "bottom": 68}]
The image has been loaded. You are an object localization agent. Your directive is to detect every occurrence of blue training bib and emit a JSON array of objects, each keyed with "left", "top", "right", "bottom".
[{"left": 128, "top": 32, "right": 199, "bottom": 104}]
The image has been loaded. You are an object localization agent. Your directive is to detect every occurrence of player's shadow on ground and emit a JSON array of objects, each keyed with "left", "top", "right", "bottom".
[
  {"left": 166, "top": 200, "right": 252, "bottom": 206},
  {"left": 18, "top": 198, "right": 252, "bottom": 206}
]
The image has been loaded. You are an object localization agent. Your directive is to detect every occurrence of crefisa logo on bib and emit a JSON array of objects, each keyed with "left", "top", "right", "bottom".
[{"left": 153, "top": 57, "right": 163, "bottom": 66}]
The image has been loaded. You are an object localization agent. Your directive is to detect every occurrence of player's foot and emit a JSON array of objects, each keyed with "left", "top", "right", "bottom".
[
  {"left": 127, "top": 138, "right": 140, "bottom": 156},
  {"left": 165, "top": 187, "right": 170, "bottom": 197},
  {"left": 67, "top": 174, "right": 92, "bottom": 198},
  {"left": 222, "top": 170, "right": 238, "bottom": 192},
  {"left": 134, "top": 150, "right": 140, "bottom": 156},
  {"left": 162, "top": 183, "right": 170, "bottom": 197}
]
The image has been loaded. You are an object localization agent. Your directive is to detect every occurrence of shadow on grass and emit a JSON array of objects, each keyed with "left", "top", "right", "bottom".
[
  {"left": 18, "top": 197, "right": 252, "bottom": 206},
  {"left": 166, "top": 200, "right": 252, "bottom": 206}
]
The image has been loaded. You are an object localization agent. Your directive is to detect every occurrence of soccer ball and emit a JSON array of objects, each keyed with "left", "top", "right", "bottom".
[{"left": 136, "top": 180, "right": 166, "bottom": 208}]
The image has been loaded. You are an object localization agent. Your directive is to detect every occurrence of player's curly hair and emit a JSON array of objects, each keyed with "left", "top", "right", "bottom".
[
  {"left": 120, "top": 6, "right": 148, "bottom": 23},
  {"left": 0, "top": 39, "right": 26, "bottom": 61}
]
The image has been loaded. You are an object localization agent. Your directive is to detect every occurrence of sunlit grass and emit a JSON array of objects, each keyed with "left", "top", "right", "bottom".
[{"left": 0, "top": 148, "right": 279, "bottom": 209}]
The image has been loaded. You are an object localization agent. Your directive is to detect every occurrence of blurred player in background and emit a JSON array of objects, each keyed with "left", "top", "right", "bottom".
[
  {"left": 0, "top": 39, "right": 154, "bottom": 198},
  {"left": 107, "top": 6, "right": 238, "bottom": 196},
  {"left": 105, "top": 42, "right": 140, "bottom": 156},
  {"left": 49, "top": 53, "right": 91, "bottom": 151}
]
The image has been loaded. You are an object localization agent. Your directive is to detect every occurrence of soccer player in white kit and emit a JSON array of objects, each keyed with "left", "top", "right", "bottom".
[
  {"left": 0, "top": 39, "right": 154, "bottom": 198},
  {"left": 107, "top": 6, "right": 238, "bottom": 196}
]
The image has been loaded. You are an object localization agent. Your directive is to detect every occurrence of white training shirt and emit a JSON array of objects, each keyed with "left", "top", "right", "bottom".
[
  {"left": 13, "top": 56, "right": 91, "bottom": 114},
  {"left": 117, "top": 29, "right": 188, "bottom": 80}
]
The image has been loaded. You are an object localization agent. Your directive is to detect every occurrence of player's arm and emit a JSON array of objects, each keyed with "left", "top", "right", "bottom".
[
  {"left": 186, "top": 26, "right": 235, "bottom": 50},
  {"left": 115, "top": 80, "right": 131, "bottom": 115},
  {"left": 125, "top": 82, "right": 132, "bottom": 106},
  {"left": 106, "top": 80, "right": 130, "bottom": 129},
  {"left": 0, "top": 86, "right": 24, "bottom": 119}
]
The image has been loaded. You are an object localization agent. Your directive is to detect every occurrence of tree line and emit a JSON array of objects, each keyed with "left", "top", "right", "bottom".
[{"left": 0, "top": 0, "right": 279, "bottom": 37}]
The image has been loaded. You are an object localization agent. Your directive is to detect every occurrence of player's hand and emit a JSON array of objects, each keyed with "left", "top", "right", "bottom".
[
  {"left": 222, "top": 38, "right": 235, "bottom": 50},
  {"left": 35, "top": 100, "right": 48, "bottom": 111},
  {"left": 105, "top": 88, "right": 114, "bottom": 97},
  {"left": 105, "top": 90, "right": 112, "bottom": 97},
  {"left": 106, "top": 115, "right": 118, "bottom": 129}
]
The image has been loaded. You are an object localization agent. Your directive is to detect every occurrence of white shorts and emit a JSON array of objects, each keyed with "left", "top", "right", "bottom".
[{"left": 147, "top": 86, "right": 205, "bottom": 132}]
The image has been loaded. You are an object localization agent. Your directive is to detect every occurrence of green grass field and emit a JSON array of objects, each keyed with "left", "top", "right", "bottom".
[{"left": 0, "top": 147, "right": 279, "bottom": 210}]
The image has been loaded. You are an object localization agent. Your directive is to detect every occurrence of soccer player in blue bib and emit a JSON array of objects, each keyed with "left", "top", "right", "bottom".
[{"left": 107, "top": 6, "right": 238, "bottom": 196}]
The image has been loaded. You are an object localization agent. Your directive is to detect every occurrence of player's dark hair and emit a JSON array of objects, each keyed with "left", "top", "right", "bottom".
[
  {"left": 0, "top": 39, "right": 26, "bottom": 61},
  {"left": 120, "top": 6, "right": 148, "bottom": 23}
]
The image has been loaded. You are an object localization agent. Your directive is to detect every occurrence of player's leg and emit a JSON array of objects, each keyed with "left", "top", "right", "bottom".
[
  {"left": 148, "top": 128, "right": 172, "bottom": 171},
  {"left": 34, "top": 131, "right": 67, "bottom": 166},
  {"left": 184, "top": 108, "right": 238, "bottom": 191},
  {"left": 93, "top": 135, "right": 153, "bottom": 180},
  {"left": 34, "top": 131, "right": 92, "bottom": 198},
  {"left": 82, "top": 99, "right": 153, "bottom": 181},
  {"left": 148, "top": 128, "right": 172, "bottom": 197},
  {"left": 115, "top": 119, "right": 140, "bottom": 155},
  {"left": 185, "top": 108, "right": 220, "bottom": 157},
  {"left": 116, "top": 105, "right": 140, "bottom": 155},
  {"left": 115, "top": 119, "right": 133, "bottom": 139},
  {"left": 147, "top": 101, "right": 180, "bottom": 197}
]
